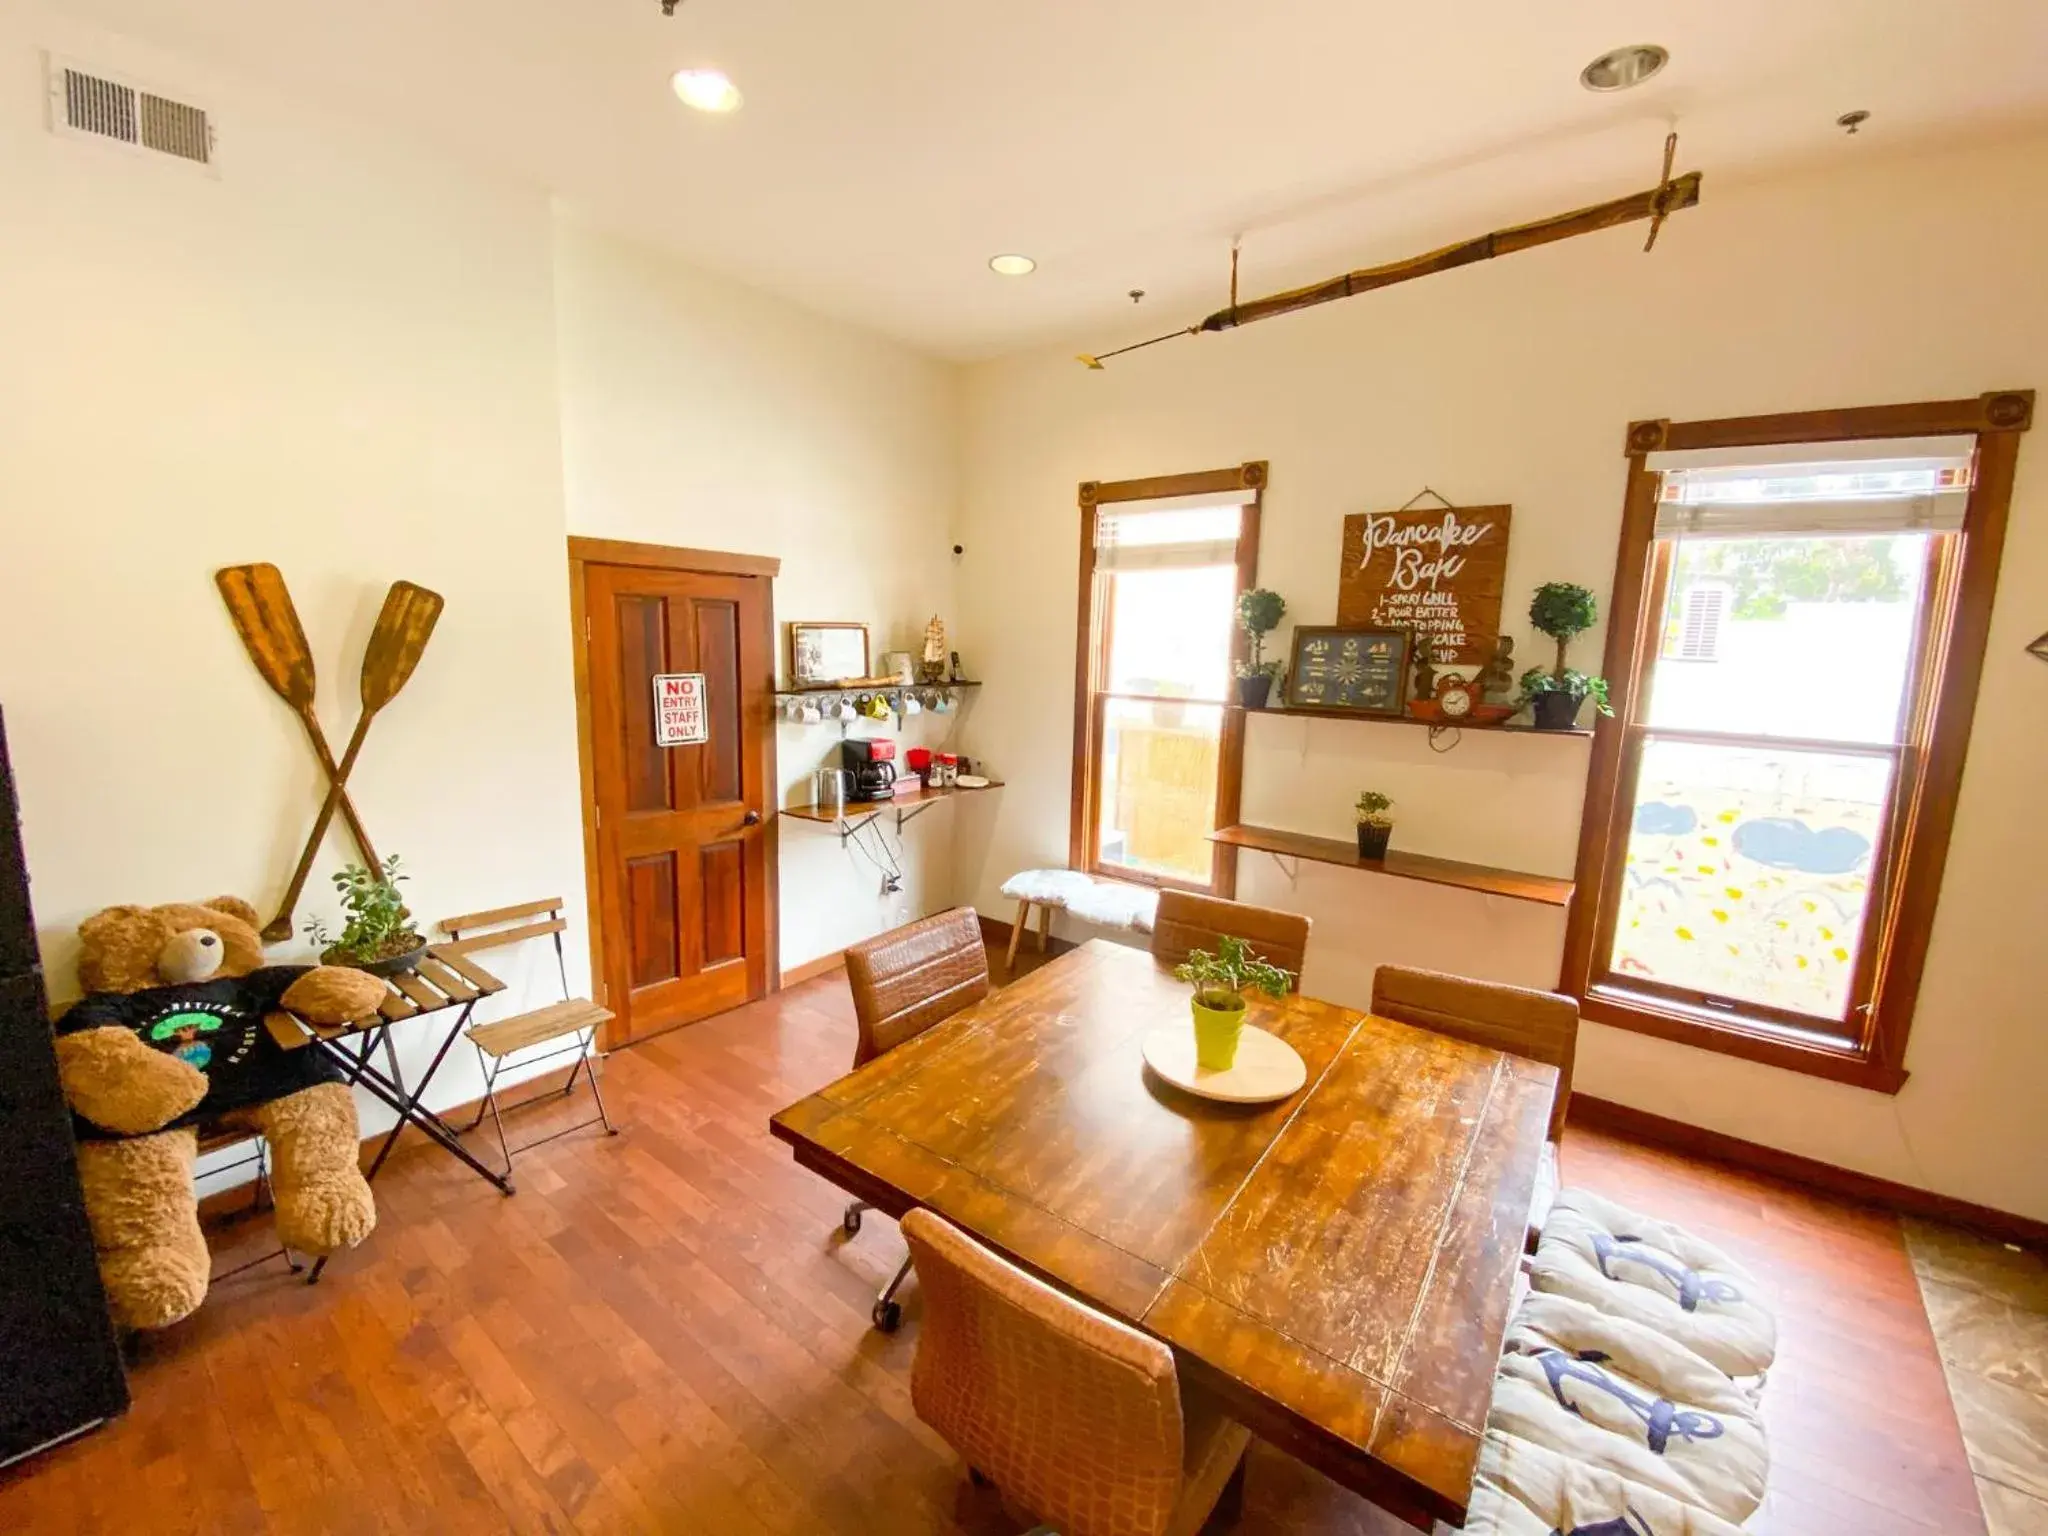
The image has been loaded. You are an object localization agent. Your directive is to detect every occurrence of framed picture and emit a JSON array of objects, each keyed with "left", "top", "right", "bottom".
[
  {"left": 1283, "top": 625, "right": 1411, "bottom": 715},
  {"left": 788, "top": 622, "right": 870, "bottom": 687}
]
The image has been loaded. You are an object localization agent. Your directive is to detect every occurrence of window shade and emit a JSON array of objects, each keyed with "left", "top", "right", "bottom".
[
  {"left": 1653, "top": 453, "right": 1973, "bottom": 540},
  {"left": 1094, "top": 498, "right": 1244, "bottom": 572}
]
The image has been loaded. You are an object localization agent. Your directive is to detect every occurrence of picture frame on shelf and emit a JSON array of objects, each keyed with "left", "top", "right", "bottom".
[
  {"left": 1283, "top": 626, "right": 1411, "bottom": 716},
  {"left": 789, "top": 622, "right": 870, "bottom": 687}
]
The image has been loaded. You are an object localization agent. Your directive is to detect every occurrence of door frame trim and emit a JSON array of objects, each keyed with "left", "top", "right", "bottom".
[{"left": 568, "top": 536, "right": 783, "bottom": 1047}]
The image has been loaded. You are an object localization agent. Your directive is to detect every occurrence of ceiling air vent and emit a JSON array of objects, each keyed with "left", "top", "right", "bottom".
[{"left": 46, "top": 55, "right": 217, "bottom": 172}]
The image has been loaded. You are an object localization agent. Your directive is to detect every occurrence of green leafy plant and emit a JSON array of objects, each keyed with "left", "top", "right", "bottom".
[
  {"left": 1355, "top": 790, "right": 1394, "bottom": 826},
  {"left": 1233, "top": 588, "right": 1287, "bottom": 680},
  {"left": 1518, "top": 666, "right": 1613, "bottom": 715},
  {"left": 1173, "top": 934, "right": 1294, "bottom": 1012},
  {"left": 304, "top": 854, "right": 421, "bottom": 963},
  {"left": 1522, "top": 581, "right": 1610, "bottom": 708}
]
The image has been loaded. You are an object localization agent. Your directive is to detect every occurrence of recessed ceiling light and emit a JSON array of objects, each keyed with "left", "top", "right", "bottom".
[
  {"left": 988, "top": 254, "right": 1037, "bottom": 277},
  {"left": 1579, "top": 44, "right": 1669, "bottom": 93},
  {"left": 672, "top": 68, "right": 742, "bottom": 113}
]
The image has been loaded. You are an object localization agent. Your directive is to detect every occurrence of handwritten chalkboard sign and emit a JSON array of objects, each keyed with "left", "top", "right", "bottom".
[
  {"left": 1283, "top": 626, "right": 1411, "bottom": 716},
  {"left": 1338, "top": 502, "right": 1512, "bottom": 666}
]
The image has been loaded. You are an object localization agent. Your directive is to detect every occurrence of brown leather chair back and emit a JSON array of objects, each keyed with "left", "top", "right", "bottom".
[
  {"left": 845, "top": 907, "right": 991, "bottom": 1068},
  {"left": 1370, "top": 965, "right": 1579, "bottom": 1142},
  {"left": 1149, "top": 890, "right": 1311, "bottom": 979},
  {"left": 902, "top": 1207, "right": 1188, "bottom": 1536}
]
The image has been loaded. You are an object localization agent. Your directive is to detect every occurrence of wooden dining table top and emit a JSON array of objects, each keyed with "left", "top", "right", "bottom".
[{"left": 768, "top": 939, "right": 1557, "bottom": 1530}]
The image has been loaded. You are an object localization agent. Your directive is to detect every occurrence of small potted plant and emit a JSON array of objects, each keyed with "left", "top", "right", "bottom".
[
  {"left": 304, "top": 854, "right": 426, "bottom": 977},
  {"left": 1174, "top": 935, "right": 1294, "bottom": 1071},
  {"left": 1233, "top": 587, "right": 1287, "bottom": 709},
  {"left": 1355, "top": 790, "right": 1394, "bottom": 859},
  {"left": 1520, "top": 582, "right": 1614, "bottom": 731}
]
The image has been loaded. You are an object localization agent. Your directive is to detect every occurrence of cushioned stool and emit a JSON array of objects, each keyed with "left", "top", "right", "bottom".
[
  {"left": 997, "top": 869, "right": 1159, "bottom": 973},
  {"left": 1533, "top": 1188, "right": 1777, "bottom": 1386},
  {"left": 1490, "top": 1291, "right": 1769, "bottom": 1527},
  {"left": 1451, "top": 1428, "right": 1746, "bottom": 1536}
]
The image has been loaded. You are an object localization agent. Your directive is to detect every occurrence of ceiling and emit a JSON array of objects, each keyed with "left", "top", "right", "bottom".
[{"left": 55, "top": 0, "right": 2048, "bottom": 359}]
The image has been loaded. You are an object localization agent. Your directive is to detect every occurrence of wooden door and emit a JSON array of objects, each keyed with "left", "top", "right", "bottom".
[{"left": 584, "top": 563, "right": 773, "bottom": 1043}]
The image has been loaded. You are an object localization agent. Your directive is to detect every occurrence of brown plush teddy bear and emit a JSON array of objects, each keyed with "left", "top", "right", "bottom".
[{"left": 52, "top": 896, "right": 389, "bottom": 1331}]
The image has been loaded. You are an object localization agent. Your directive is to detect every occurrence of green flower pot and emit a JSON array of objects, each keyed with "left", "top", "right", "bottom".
[{"left": 1191, "top": 995, "right": 1247, "bottom": 1071}]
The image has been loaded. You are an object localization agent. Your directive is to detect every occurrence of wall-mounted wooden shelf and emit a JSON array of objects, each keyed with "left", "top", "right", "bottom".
[
  {"left": 1209, "top": 824, "right": 1574, "bottom": 908},
  {"left": 782, "top": 779, "right": 1004, "bottom": 840},
  {"left": 1237, "top": 701, "right": 1594, "bottom": 738}
]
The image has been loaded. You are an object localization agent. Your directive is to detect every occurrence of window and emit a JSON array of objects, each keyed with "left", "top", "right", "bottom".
[
  {"left": 1563, "top": 394, "right": 2033, "bottom": 1093},
  {"left": 1071, "top": 465, "right": 1264, "bottom": 894}
]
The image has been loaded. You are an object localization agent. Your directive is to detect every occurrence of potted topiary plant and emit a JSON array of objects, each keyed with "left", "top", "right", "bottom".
[
  {"left": 1174, "top": 935, "right": 1293, "bottom": 1071},
  {"left": 1520, "top": 581, "right": 1614, "bottom": 731},
  {"left": 1233, "top": 587, "right": 1287, "bottom": 708},
  {"left": 1355, "top": 790, "right": 1394, "bottom": 859},
  {"left": 303, "top": 854, "right": 426, "bottom": 977}
]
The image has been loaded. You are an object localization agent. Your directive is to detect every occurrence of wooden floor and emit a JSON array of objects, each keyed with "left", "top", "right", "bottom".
[{"left": 0, "top": 948, "right": 1988, "bottom": 1535}]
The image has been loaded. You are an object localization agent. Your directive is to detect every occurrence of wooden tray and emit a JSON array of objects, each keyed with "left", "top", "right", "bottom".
[{"left": 1141, "top": 1024, "right": 1307, "bottom": 1105}]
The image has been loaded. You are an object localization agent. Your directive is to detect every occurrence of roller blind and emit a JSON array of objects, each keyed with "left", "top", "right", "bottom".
[
  {"left": 1653, "top": 452, "right": 1973, "bottom": 540},
  {"left": 1094, "top": 495, "right": 1246, "bottom": 572}
]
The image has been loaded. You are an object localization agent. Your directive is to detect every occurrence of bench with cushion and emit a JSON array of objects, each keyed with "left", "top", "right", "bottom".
[
  {"left": 998, "top": 869, "right": 1159, "bottom": 972},
  {"left": 1450, "top": 1427, "right": 1746, "bottom": 1535},
  {"left": 1531, "top": 1188, "right": 1778, "bottom": 1389},
  {"left": 1488, "top": 1290, "right": 1770, "bottom": 1528}
]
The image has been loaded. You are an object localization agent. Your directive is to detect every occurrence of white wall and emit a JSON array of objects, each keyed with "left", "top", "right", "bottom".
[
  {"left": 0, "top": 9, "right": 591, "bottom": 1147},
  {"left": 956, "top": 131, "right": 2048, "bottom": 1222},
  {"left": 552, "top": 219, "right": 969, "bottom": 967}
]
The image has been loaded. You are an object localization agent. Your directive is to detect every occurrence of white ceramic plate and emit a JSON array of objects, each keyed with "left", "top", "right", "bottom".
[
  {"left": 954, "top": 774, "right": 991, "bottom": 789},
  {"left": 1141, "top": 1023, "right": 1307, "bottom": 1105}
]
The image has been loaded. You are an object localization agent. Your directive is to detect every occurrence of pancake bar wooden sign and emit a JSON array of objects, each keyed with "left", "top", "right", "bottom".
[{"left": 1338, "top": 503, "right": 1511, "bottom": 666}]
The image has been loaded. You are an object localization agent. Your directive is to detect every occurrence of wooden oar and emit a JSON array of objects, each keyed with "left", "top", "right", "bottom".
[
  {"left": 262, "top": 581, "right": 443, "bottom": 939},
  {"left": 215, "top": 563, "right": 382, "bottom": 879}
]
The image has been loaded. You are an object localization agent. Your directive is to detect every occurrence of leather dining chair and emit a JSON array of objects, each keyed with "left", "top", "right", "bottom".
[
  {"left": 1370, "top": 965, "right": 1579, "bottom": 1243},
  {"left": 1149, "top": 890, "right": 1311, "bottom": 979},
  {"left": 839, "top": 907, "right": 991, "bottom": 1331},
  {"left": 901, "top": 1207, "right": 1250, "bottom": 1536}
]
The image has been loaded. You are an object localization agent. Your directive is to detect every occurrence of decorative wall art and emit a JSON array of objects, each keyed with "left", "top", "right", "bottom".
[
  {"left": 1284, "top": 626, "right": 1411, "bottom": 716},
  {"left": 788, "top": 622, "right": 870, "bottom": 686},
  {"left": 1076, "top": 133, "right": 1700, "bottom": 367},
  {"left": 1337, "top": 492, "right": 1511, "bottom": 667}
]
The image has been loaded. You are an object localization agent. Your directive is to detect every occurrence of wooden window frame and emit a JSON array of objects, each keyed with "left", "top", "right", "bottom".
[
  {"left": 1069, "top": 462, "right": 1267, "bottom": 898},
  {"left": 1560, "top": 392, "right": 2032, "bottom": 1094}
]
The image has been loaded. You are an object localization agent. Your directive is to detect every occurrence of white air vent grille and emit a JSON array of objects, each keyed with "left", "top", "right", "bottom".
[
  {"left": 63, "top": 67, "right": 137, "bottom": 144},
  {"left": 140, "top": 92, "right": 210, "bottom": 163},
  {"left": 47, "top": 55, "right": 216, "bottom": 172}
]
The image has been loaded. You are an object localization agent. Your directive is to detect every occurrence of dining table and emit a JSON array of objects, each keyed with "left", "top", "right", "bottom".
[{"left": 768, "top": 938, "right": 1558, "bottom": 1531}]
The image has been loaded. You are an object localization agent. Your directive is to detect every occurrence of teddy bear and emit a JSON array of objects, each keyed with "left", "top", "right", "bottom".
[{"left": 52, "top": 895, "right": 390, "bottom": 1331}]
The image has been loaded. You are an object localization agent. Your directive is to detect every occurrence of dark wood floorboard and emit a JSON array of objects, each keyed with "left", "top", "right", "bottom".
[{"left": 0, "top": 943, "right": 1984, "bottom": 1534}]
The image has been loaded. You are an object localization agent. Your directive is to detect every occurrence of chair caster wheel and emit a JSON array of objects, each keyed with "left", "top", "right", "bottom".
[
  {"left": 872, "top": 1298, "right": 902, "bottom": 1333},
  {"left": 843, "top": 1207, "right": 863, "bottom": 1236}
]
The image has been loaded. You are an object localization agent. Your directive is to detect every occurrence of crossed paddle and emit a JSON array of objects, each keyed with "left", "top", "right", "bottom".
[{"left": 216, "top": 564, "right": 444, "bottom": 942}]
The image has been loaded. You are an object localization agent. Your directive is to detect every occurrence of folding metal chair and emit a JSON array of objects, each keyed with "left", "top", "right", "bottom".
[{"left": 438, "top": 899, "right": 618, "bottom": 1174}]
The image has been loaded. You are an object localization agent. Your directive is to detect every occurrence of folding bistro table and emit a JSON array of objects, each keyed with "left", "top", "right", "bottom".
[{"left": 287, "top": 944, "right": 510, "bottom": 1280}]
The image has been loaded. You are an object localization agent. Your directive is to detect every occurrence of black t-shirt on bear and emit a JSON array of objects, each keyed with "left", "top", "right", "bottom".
[{"left": 57, "top": 966, "right": 345, "bottom": 1134}]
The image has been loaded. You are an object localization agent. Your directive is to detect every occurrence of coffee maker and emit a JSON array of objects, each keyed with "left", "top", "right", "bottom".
[{"left": 840, "top": 738, "right": 897, "bottom": 802}]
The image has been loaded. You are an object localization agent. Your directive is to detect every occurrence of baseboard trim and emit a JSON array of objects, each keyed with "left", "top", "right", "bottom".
[
  {"left": 1569, "top": 1094, "right": 2048, "bottom": 1250},
  {"left": 778, "top": 950, "right": 846, "bottom": 988}
]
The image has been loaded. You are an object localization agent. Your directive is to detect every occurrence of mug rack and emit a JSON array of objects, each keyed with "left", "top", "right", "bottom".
[{"left": 775, "top": 680, "right": 982, "bottom": 734}]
